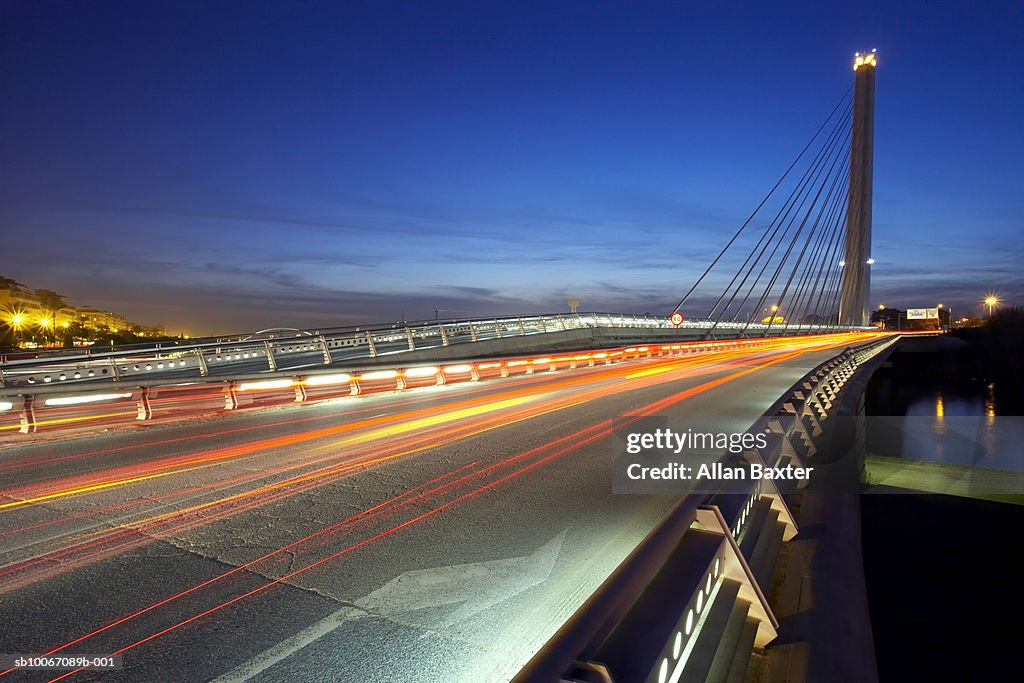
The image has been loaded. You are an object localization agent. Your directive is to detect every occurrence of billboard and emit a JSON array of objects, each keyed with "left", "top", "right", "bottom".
[{"left": 907, "top": 308, "right": 940, "bottom": 319}]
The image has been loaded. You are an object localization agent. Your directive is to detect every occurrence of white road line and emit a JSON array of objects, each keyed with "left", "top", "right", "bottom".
[{"left": 211, "top": 605, "right": 367, "bottom": 683}]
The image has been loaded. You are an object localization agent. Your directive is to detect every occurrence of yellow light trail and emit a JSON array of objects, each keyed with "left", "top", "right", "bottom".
[
  {"left": 0, "top": 464, "right": 217, "bottom": 511},
  {"left": 0, "top": 333, "right": 880, "bottom": 517},
  {"left": 0, "top": 392, "right": 550, "bottom": 513},
  {"left": 2, "top": 347, "right": 756, "bottom": 510}
]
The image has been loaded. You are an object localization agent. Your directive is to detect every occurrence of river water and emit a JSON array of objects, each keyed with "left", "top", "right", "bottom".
[
  {"left": 859, "top": 348, "right": 1024, "bottom": 681},
  {"left": 864, "top": 367, "right": 1024, "bottom": 474}
]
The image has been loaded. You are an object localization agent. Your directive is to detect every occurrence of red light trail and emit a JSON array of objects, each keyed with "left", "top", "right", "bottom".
[{"left": 0, "top": 333, "right": 881, "bottom": 679}]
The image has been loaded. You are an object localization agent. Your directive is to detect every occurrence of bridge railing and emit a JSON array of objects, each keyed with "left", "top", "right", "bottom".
[
  {"left": 0, "top": 311, "right": 863, "bottom": 392},
  {"left": 2, "top": 337, "right": 792, "bottom": 436},
  {"left": 513, "top": 333, "right": 900, "bottom": 683}
]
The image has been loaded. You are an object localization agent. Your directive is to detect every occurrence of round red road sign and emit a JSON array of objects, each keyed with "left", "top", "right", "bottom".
[{"left": 670, "top": 311, "right": 684, "bottom": 326}]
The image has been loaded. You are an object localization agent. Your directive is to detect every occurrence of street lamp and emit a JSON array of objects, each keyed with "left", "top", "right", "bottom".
[
  {"left": 5, "top": 312, "right": 26, "bottom": 347},
  {"left": 762, "top": 304, "right": 781, "bottom": 325},
  {"left": 39, "top": 317, "right": 52, "bottom": 345},
  {"left": 984, "top": 295, "right": 999, "bottom": 319}
]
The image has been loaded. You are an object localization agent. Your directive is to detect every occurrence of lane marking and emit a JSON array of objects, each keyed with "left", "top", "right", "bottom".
[{"left": 212, "top": 531, "right": 566, "bottom": 682}]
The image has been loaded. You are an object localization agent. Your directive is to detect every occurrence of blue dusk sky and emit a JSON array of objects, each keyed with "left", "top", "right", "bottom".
[{"left": 2, "top": 0, "right": 1022, "bottom": 334}]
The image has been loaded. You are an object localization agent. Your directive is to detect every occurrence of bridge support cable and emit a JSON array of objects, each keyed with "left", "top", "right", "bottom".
[
  {"left": 738, "top": 135, "right": 853, "bottom": 337},
  {"left": 672, "top": 89, "right": 852, "bottom": 316},
  {"left": 698, "top": 97, "right": 854, "bottom": 335},
  {"left": 709, "top": 99, "right": 853, "bottom": 324},
  {"left": 782, "top": 144, "right": 851, "bottom": 319},
  {"left": 703, "top": 106, "right": 852, "bottom": 335},
  {"left": 729, "top": 113, "right": 852, "bottom": 325},
  {"left": 776, "top": 163, "right": 849, "bottom": 333},
  {"left": 712, "top": 98, "right": 853, "bottom": 323},
  {"left": 804, "top": 165, "right": 852, "bottom": 332},
  {"left": 782, "top": 158, "right": 851, "bottom": 332},
  {"left": 770, "top": 160, "right": 851, "bottom": 335},
  {"left": 820, "top": 247, "right": 852, "bottom": 331},
  {"left": 810, "top": 212, "right": 853, "bottom": 333},
  {"left": 752, "top": 143, "right": 852, "bottom": 335},
  {"left": 818, "top": 177, "right": 862, "bottom": 333},
  {"left": 782, "top": 176, "right": 850, "bottom": 334},
  {"left": 788, "top": 173, "right": 848, "bottom": 331}
]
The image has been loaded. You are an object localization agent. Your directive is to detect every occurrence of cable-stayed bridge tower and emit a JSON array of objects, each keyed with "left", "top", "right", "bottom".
[
  {"left": 666, "top": 51, "right": 882, "bottom": 334},
  {"left": 838, "top": 51, "right": 876, "bottom": 326}
]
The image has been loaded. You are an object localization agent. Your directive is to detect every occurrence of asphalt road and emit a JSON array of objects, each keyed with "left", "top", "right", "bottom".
[{"left": 0, "top": 333, "right": 878, "bottom": 682}]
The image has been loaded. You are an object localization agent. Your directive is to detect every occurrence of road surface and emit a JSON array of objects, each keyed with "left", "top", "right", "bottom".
[{"left": 0, "top": 333, "right": 877, "bottom": 682}]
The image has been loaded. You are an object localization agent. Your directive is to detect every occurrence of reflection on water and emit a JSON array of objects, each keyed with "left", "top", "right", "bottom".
[
  {"left": 866, "top": 374, "right": 1023, "bottom": 474},
  {"left": 911, "top": 383, "right": 995, "bottom": 419}
]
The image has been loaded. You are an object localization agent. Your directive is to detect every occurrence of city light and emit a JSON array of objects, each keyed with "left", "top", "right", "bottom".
[
  {"left": 403, "top": 366, "right": 441, "bottom": 379},
  {"left": 44, "top": 393, "right": 133, "bottom": 407},
  {"left": 984, "top": 295, "right": 999, "bottom": 318},
  {"left": 304, "top": 373, "right": 352, "bottom": 387},
  {"left": 360, "top": 370, "right": 399, "bottom": 381},
  {"left": 3, "top": 310, "right": 28, "bottom": 345},
  {"left": 853, "top": 51, "right": 878, "bottom": 70},
  {"left": 238, "top": 379, "right": 294, "bottom": 392}
]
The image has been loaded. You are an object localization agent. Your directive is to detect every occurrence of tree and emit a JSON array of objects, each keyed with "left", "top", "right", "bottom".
[{"left": 870, "top": 307, "right": 903, "bottom": 330}]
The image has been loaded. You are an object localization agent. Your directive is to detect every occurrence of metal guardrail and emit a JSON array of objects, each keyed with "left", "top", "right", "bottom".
[
  {"left": 514, "top": 334, "right": 899, "bottom": 683},
  {"left": 0, "top": 311, "right": 867, "bottom": 392},
  {"left": 3, "top": 338, "right": 782, "bottom": 435}
]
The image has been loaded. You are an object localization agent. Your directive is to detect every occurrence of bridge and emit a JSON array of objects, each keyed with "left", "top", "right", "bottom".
[{"left": 0, "top": 54, "right": 892, "bottom": 682}]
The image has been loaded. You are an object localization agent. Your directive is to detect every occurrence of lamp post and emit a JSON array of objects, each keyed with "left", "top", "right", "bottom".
[
  {"left": 985, "top": 296, "right": 998, "bottom": 319},
  {"left": 7, "top": 313, "right": 25, "bottom": 347}
]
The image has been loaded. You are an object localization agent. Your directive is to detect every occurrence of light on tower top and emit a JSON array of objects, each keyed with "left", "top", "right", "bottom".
[{"left": 854, "top": 50, "right": 878, "bottom": 71}]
